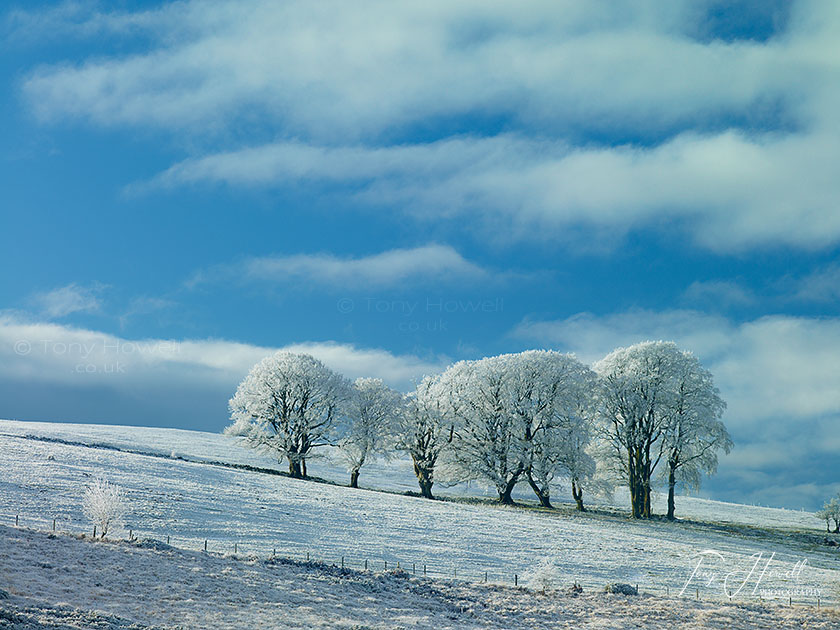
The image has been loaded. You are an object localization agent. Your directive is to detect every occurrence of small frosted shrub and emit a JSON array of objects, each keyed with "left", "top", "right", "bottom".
[
  {"left": 83, "top": 477, "right": 127, "bottom": 539},
  {"left": 524, "top": 557, "right": 557, "bottom": 594}
]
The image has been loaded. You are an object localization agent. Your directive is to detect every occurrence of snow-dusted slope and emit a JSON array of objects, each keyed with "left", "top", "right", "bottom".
[
  {"left": 2, "top": 525, "right": 839, "bottom": 630},
  {"left": 0, "top": 419, "right": 826, "bottom": 531},
  {"left": 0, "top": 419, "right": 838, "bottom": 613}
]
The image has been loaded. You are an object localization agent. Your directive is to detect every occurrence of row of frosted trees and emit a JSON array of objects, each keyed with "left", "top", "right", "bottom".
[{"left": 226, "top": 341, "right": 731, "bottom": 519}]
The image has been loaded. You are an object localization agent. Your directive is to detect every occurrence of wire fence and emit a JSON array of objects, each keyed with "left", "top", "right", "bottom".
[{"left": 4, "top": 510, "right": 838, "bottom": 612}]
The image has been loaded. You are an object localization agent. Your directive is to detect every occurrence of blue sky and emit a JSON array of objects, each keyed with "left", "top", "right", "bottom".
[{"left": 2, "top": 0, "right": 839, "bottom": 510}]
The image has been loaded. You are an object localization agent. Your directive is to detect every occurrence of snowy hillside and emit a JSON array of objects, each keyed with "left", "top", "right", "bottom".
[
  {"left": 1, "top": 419, "right": 839, "bottom": 628},
  {"left": 2, "top": 525, "right": 839, "bottom": 630},
  {"left": 0, "top": 419, "right": 826, "bottom": 531}
]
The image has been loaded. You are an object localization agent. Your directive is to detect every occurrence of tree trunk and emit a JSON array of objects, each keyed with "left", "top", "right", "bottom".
[
  {"left": 572, "top": 480, "right": 585, "bottom": 512},
  {"left": 288, "top": 458, "right": 303, "bottom": 479},
  {"left": 499, "top": 484, "right": 515, "bottom": 505},
  {"left": 629, "top": 450, "right": 642, "bottom": 518},
  {"left": 642, "top": 444, "right": 652, "bottom": 518},
  {"left": 526, "top": 474, "right": 552, "bottom": 508},
  {"left": 418, "top": 478, "right": 434, "bottom": 499},
  {"left": 349, "top": 468, "right": 360, "bottom": 489},
  {"left": 628, "top": 446, "right": 653, "bottom": 519},
  {"left": 666, "top": 462, "right": 677, "bottom": 520},
  {"left": 499, "top": 474, "right": 522, "bottom": 505},
  {"left": 302, "top": 458, "right": 307, "bottom": 478},
  {"left": 413, "top": 461, "right": 434, "bottom": 499}
]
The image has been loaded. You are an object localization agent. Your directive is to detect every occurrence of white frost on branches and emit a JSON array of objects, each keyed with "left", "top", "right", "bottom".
[
  {"left": 512, "top": 351, "right": 599, "bottom": 509},
  {"left": 816, "top": 495, "right": 840, "bottom": 533},
  {"left": 83, "top": 477, "right": 126, "bottom": 539},
  {"left": 226, "top": 351, "right": 352, "bottom": 478},
  {"left": 594, "top": 341, "right": 729, "bottom": 519},
  {"left": 339, "top": 377, "right": 403, "bottom": 488},
  {"left": 660, "top": 351, "right": 730, "bottom": 515},
  {"left": 220, "top": 343, "right": 728, "bottom": 518},
  {"left": 393, "top": 376, "right": 451, "bottom": 499},
  {"left": 523, "top": 556, "right": 558, "bottom": 594},
  {"left": 437, "top": 351, "right": 599, "bottom": 507}
]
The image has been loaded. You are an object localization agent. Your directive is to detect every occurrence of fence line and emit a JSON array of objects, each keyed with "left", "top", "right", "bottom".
[{"left": 4, "top": 511, "right": 837, "bottom": 611}]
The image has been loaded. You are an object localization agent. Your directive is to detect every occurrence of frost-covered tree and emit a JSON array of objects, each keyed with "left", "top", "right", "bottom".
[
  {"left": 83, "top": 477, "right": 126, "bottom": 539},
  {"left": 817, "top": 495, "right": 840, "bottom": 533},
  {"left": 340, "top": 377, "right": 403, "bottom": 488},
  {"left": 438, "top": 351, "right": 598, "bottom": 507},
  {"left": 225, "top": 351, "right": 352, "bottom": 479},
  {"left": 528, "top": 414, "right": 597, "bottom": 511},
  {"left": 393, "top": 376, "right": 451, "bottom": 499},
  {"left": 595, "top": 341, "right": 728, "bottom": 519},
  {"left": 513, "top": 352, "right": 599, "bottom": 510},
  {"left": 437, "top": 356, "right": 526, "bottom": 504},
  {"left": 661, "top": 355, "right": 730, "bottom": 520}
]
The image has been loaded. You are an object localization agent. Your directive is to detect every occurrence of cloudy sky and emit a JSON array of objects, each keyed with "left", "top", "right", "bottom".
[{"left": 2, "top": 0, "right": 839, "bottom": 510}]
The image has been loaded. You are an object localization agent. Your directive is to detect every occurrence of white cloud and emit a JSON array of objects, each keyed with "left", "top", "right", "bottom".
[
  {"left": 147, "top": 129, "right": 840, "bottom": 252},
  {"left": 15, "top": 0, "right": 840, "bottom": 251},
  {"left": 19, "top": 1, "right": 787, "bottom": 137},
  {"left": 118, "top": 296, "right": 176, "bottom": 329},
  {"left": 29, "top": 283, "right": 104, "bottom": 318},
  {"left": 514, "top": 308, "right": 840, "bottom": 508},
  {"left": 682, "top": 280, "right": 756, "bottom": 308},
  {"left": 0, "top": 313, "right": 445, "bottom": 394},
  {"left": 790, "top": 263, "right": 840, "bottom": 303},
  {"left": 674, "top": 266, "right": 840, "bottom": 309},
  {"left": 514, "top": 309, "right": 840, "bottom": 427},
  {"left": 191, "top": 245, "right": 485, "bottom": 289},
  {"left": 514, "top": 309, "right": 735, "bottom": 365}
]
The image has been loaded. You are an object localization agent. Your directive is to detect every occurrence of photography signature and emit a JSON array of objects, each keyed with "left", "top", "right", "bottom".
[{"left": 679, "top": 550, "right": 819, "bottom": 600}]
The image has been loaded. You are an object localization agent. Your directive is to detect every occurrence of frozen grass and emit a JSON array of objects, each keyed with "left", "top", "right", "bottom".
[
  {"left": 0, "top": 419, "right": 826, "bottom": 531},
  {"left": 1, "top": 419, "right": 838, "bottom": 610},
  {"left": 2, "top": 525, "right": 839, "bottom": 629}
]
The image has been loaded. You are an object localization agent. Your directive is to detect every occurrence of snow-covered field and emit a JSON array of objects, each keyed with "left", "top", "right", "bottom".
[
  {"left": 0, "top": 419, "right": 824, "bottom": 531},
  {"left": 2, "top": 525, "right": 839, "bottom": 630},
  {"left": 1, "top": 419, "right": 839, "bottom": 628}
]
